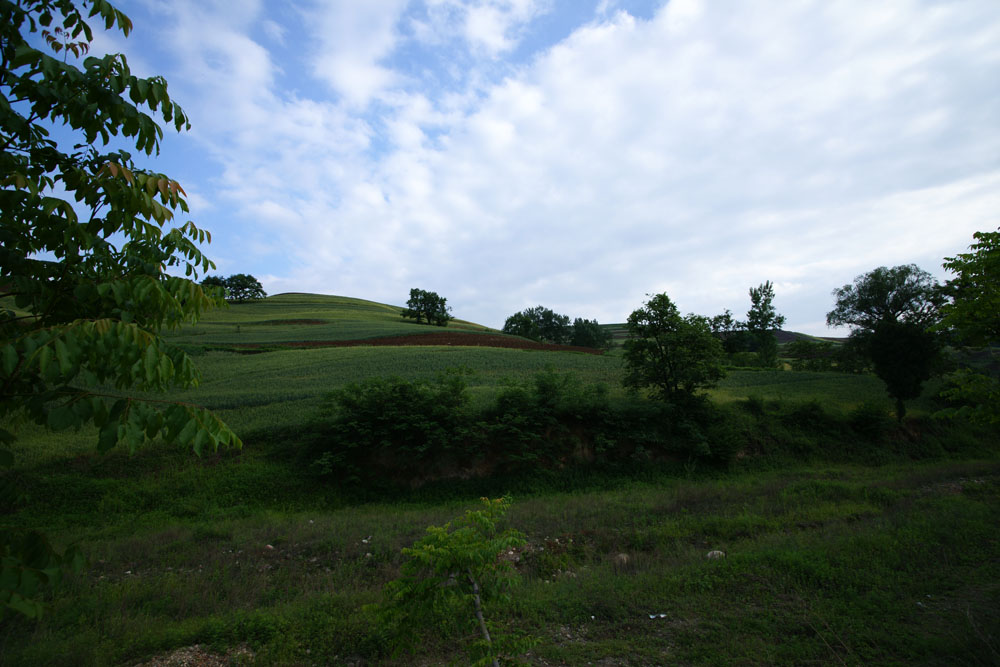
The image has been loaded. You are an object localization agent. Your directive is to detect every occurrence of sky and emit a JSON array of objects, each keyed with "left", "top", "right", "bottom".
[{"left": 89, "top": 0, "right": 1000, "bottom": 334}]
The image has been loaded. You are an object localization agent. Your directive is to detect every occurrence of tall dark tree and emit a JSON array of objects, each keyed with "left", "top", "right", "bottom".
[
  {"left": 827, "top": 265, "right": 943, "bottom": 420},
  {"left": 745, "top": 281, "right": 786, "bottom": 367},
  {"left": 401, "top": 288, "right": 451, "bottom": 326},
  {"left": 867, "top": 320, "right": 941, "bottom": 421},
  {"left": 622, "top": 293, "right": 725, "bottom": 403}
]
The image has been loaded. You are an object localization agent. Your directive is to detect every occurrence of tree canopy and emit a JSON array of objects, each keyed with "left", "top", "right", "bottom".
[
  {"left": 1, "top": 0, "right": 239, "bottom": 618},
  {"left": 826, "top": 265, "right": 943, "bottom": 420},
  {"left": 826, "top": 265, "right": 943, "bottom": 331},
  {"left": 622, "top": 293, "right": 724, "bottom": 403},
  {"left": 940, "top": 228, "right": 1000, "bottom": 346},
  {"left": 745, "top": 281, "right": 786, "bottom": 367},
  {"left": 202, "top": 273, "right": 267, "bottom": 303},
  {"left": 938, "top": 228, "right": 1000, "bottom": 423},
  {"left": 401, "top": 288, "right": 451, "bottom": 326},
  {"left": 502, "top": 306, "right": 570, "bottom": 344}
]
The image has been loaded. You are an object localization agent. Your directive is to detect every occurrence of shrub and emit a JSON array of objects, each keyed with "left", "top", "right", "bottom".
[
  {"left": 849, "top": 402, "right": 894, "bottom": 441},
  {"left": 313, "top": 372, "right": 474, "bottom": 481}
]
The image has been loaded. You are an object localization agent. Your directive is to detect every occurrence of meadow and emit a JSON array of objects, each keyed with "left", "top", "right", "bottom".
[{"left": 1, "top": 294, "right": 997, "bottom": 665}]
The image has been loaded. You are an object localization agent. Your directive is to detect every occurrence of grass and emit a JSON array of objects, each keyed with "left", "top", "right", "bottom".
[
  {"left": 3, "top": 293, "right": 998, "bottom": 665},
  {"left": 163, "top": 293, "right": 494, "bottom": 346},
  {"left": 2, "top": 460, "right": 997, "bottom": 665}
]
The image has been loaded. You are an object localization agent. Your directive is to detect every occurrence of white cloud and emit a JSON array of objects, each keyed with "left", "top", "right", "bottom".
[
  {"left": 134, "top": 0, "right": 1000, "bottom": 334},
  {"left": 304, "top": 0, "right": 409, "bottom": 107}
]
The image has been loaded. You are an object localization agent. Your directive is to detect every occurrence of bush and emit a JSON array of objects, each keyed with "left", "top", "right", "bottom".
[
  {"left": 849, "top": 402, "right": 894, "bottom": 441},
  {"left": 312, "top": 372, "right": 474, "bottom": 481}
]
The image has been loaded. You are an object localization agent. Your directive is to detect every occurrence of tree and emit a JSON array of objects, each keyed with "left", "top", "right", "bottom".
[
  {"left": 940, "top": 228, "right": 1000, "bottom": 346},
  {"left": 745, "top": 281, "right": 786, "bottom": 367},
  {"left": 1, "top": 0, "right": 240, "bottom": 618},
  {"left": 827, "top": 265, "right": 943, "bottom": 331},
  {"left": 868, "top": 320, "right": 941, "bottom": 421},
  {"left": 826, "top": 265, "right": 943, "bottom": 420},
  {"left": 569, "top": 317, "right": 612, "bottom": 349},
  {"left": 502, "top": 305, "right": 569, "bottom": 344},
  {"left": 937, "top": 228, "right": 1000, "bottom": 423},
  {"left": 401, "top": 288, "right": 451, "bottom": 326},
  {"left": 222, "top": 273, "right": 266, "bottom": 302},
  {"left": 622, "top": 293, "right": 725, "bottom": 403},
  {"left": 710, "top": 308, "right": 751, "bottom": 355},
  {"left": 371, "top": 497, "right": 530, "bottom": 666}
]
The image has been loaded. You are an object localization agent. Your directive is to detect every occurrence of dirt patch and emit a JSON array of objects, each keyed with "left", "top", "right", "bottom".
[{"left": 231, "top": 333, "right": 606, "bottom": 355}]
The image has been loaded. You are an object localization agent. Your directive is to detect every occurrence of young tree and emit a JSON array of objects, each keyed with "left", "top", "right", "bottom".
[
  {"left": 826, "top": 265, "right": 943, "bottom": 420},
  {"left": 622, "top": 293, "right": 725, "bottom": 403},
  {"left": 223, "top": 273, "right": 266, "bottom": 302},
  {"left": 745, "top": 281, "right": 786, "bottom": 367},
  {"left": 501, "top": 305, "right": 570, "bottom": 344},
  {"left": 401, "top": 288, "right": 451, "bottom": 326},
  {"left": 1, "top": 0, "right": 239, "bottom": 617}
]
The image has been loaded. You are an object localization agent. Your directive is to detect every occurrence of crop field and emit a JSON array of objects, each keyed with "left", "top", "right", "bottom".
[
  {"left": 3, "top": 293, "right": 998, "bottom": 665},
  {"left": 163, "top": 293, "right": 495, "bottom": 346}
]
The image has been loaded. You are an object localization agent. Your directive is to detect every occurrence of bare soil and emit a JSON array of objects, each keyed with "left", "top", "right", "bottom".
[{"left": 231, "top": 332, "right": 606, "bottom": 355}]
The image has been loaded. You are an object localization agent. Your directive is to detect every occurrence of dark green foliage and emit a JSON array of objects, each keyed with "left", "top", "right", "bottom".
[
  {"left": 623, "top": 293, "right": 725, "bottom": 402},
  {"left": 937, "top": 228, "right": 1000, "bottom": 424},
  {"left": 201, "top": 274, "right": 266, "bottom": 302},
  {"left": 827, "top": 264, "right": 944, "bottom": 331},
  {"left": 866, "top": 320, "right": 942, "bottom": 420},
  {"left": 828, "top": 265, "right": 945, "bottom": 419},
  {"left": 502, "top": 305, "right": 570, "bottom": 344},
  {"left": 570, "top": 318, "right": 612, "bottom": 349},
  {"left": 746, "top": 281, "right": 786, "bottom": 368},
  {"left": 400, "top": 288, "right": 452, "bottom": 326},
  {"left": 849, "top": 402, "right": 893, "bottom": 441},
  {"left": 486, "top": 368, "right": 612, "bottom": 469},
  {"left": 785, "top": 339, "right": 836, "bottom": 372},
  {"left": 313, "top": 372, "right": 472, "bottom": 480}
]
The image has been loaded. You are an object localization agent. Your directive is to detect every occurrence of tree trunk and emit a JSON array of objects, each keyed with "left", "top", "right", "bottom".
[{"left": 467, "top": 569, "right": 499, "bottom": 667}]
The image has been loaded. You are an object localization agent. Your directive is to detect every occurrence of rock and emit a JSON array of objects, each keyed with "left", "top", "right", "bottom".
[{"left": 706, "top": 550, "right": 726, "bottom": 559}]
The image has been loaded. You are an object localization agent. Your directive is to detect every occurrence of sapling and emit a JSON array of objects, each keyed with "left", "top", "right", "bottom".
[{"left": 370, "top": 497, "right": 531, "bottom": 666}]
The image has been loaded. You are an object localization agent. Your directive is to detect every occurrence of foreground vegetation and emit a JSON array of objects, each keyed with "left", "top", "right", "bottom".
[{"left": 2, "top": 294, "right": 997, "bottom": 665}]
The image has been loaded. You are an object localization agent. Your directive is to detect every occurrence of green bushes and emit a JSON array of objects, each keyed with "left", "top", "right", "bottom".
[
  {"left": 307, "top": 367, "right": 992, "bottom": 487},
  {"left": 309, "top": 368, "right": 737, "bottom": 485}
]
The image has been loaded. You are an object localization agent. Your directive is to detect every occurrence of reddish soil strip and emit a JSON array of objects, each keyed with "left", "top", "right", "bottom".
[{"left": 231, "top": 332, "right": 605, "bottom": 355}]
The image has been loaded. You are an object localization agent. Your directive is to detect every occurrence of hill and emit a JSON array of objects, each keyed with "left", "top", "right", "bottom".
[{"left": 165, "top": 292, "right": 604, "bottom": 354}]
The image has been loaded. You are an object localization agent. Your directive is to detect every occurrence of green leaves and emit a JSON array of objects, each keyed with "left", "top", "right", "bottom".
[
  {"left": 0, "top": 0, "right": 238, "bottom": 619},
  {"left": 371, "top": 497, "right": 528, "bottom": 663}
]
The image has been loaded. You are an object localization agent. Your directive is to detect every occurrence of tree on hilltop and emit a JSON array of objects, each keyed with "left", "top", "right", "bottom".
[
  {"left": 401, "top": 288, "right": 451, "bottom": 326},
  {"left": 502, "top": 306, "right": 570, "bottom": 344},
  {"left": 1, "top": 0, "right": 239, "bottom": 618}
]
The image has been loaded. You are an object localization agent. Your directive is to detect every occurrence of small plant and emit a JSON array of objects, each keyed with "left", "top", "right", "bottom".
[{"left": 370, "top": 497, "right": 532, "bottom": 666}]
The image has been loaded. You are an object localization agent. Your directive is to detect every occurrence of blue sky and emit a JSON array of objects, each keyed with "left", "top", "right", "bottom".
[{"left": 88, "top": 0, "right": 1000, "bottom": 333}]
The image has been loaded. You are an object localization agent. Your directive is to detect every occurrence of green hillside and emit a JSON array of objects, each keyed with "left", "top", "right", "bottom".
[{"left": 163, "top": 292, "right": 496, "bottom": 346}]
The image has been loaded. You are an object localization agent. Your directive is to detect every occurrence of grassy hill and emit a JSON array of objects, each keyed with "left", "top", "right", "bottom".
[{"left": 2, "top": 293, "right": 997, "bottom": 665}]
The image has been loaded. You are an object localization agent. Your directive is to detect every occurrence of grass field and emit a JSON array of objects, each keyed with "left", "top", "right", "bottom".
[{"left": 2, "top": 293, "right": 997, "bottom": 665}]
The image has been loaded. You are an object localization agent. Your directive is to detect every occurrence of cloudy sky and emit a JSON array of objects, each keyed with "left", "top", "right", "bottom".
[{"left": 100, "top": 0, "right": 999, "bottom": 334}]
